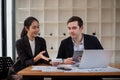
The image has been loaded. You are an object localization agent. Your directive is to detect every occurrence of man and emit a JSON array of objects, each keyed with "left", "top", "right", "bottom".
[
  {"left": 55, "top": 16, "right": 103, "bottom": 80},
  {"left": 57, "top": 16, "right": 103, "bottom": 64}
]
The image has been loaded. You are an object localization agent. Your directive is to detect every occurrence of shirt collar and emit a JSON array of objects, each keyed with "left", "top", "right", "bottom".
[{"left": 72, "top": 35, "right": 84, "bottom": 46}]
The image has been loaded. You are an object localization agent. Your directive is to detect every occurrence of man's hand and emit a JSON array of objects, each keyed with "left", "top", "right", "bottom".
[{"left": 63, "top": 58, "right": 75, "bottom": 64}]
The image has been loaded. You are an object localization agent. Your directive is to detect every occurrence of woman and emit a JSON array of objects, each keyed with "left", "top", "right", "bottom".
[
  {"left": 8, "top": 16, "right": 55, "bottom": 80},
  {"left": 15, "top": 16, "right": 52, "bottom": 71}
]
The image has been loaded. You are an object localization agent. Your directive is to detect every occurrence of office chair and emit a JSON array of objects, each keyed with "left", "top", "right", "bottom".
[{"left": 0, "top": 57, "right": 14, "bottom": 79}]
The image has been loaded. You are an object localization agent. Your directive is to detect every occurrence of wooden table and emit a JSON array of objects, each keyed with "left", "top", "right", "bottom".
[{"left": 17, "top": 64, "right": 120, "bottom": 79}]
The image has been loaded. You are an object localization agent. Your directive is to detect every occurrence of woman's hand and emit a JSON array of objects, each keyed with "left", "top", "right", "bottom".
[
  {"left": 63, "top": 57, "right": 75, "bottom": 64},
  {"left": 34, "top": 51, "right": 50, "bottom": 62},
  {"left": 38, "top": 51, "right": 50, "bottom": 61}
]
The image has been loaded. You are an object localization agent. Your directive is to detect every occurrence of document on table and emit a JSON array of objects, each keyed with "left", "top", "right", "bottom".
[
  {"left": 31, "top": 65, "right": 120, "bottom": 72},
  {"left": 32, "top": 66, "right": 63, "bottom": 72},
  {"left": 84, "top": 66, "right": 120, "bottom": 72}
]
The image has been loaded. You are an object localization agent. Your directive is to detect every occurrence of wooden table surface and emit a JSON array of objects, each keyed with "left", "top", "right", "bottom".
[{"left": 17, "top": 63, "right": 120, "bottom": 77}]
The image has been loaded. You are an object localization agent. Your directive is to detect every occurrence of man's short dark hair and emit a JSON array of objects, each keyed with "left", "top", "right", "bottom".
[{"left": 67, "top": 16, "right": 83, "bottom": 27}]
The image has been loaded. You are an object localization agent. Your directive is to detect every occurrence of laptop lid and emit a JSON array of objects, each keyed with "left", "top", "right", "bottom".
[{"left": 79, "top": 50, "right": 113, "bottom": 69}]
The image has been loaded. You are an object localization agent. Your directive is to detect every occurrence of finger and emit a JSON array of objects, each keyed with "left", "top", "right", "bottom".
[
  {"left": 71, "top": 61, "right": 76, "bottom": 64},
  {"left": 40, "top": 51, "right": 46, "bottom": 54},
  {"left": 41, "top": 55, "right": 50, "bottom": 61},
  {"left": 68, "top": 57, "right": 73, "bottom": 60}
]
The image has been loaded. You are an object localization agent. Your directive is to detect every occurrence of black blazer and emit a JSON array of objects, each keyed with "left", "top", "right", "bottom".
[
  {"left": 57, "top": 34, "right": 103, "bottom": 59},
  {"left": 14, "top": 35, "right": 49, "bottom": 72}
]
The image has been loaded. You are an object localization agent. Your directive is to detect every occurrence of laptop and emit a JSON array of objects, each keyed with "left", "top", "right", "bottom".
[{"left": 78, "top": 50, "right": 113, "bottom": 69}]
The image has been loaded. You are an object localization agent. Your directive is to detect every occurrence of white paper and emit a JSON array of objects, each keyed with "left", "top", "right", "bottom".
[
  {"left": 32, "top": 66, "right": 63, "bottom": 72},
  {"left": 85, "top": 66, "right": 120, "bottom": 72},
  {"left": 31, "top": 65, "right": 120, "bottom": 72}
]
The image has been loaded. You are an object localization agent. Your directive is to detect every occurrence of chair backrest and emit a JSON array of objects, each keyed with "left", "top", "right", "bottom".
[{"left": 0, "top": 57, "right": 14, "bottom": 79}]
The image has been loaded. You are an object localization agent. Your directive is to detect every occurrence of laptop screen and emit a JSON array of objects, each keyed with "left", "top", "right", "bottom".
[{"left": 78, "top": 50, "right": 113, "bottom": 69}]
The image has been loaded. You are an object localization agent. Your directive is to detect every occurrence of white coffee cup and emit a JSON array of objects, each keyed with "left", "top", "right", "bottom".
[{"left": 51, "top": 58, "right": 62, "bottom": 63}]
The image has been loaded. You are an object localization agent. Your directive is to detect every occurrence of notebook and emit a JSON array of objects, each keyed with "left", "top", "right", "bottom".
[{"left": 78, "top": 50, "right": 113, "bottom": 69}]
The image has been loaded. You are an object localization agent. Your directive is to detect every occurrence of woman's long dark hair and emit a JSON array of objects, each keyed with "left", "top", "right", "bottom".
[{"left": 20, "top": 16, "right": 39, "bottom": 38}]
